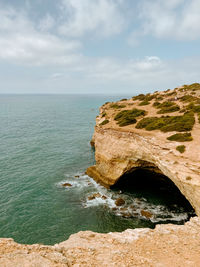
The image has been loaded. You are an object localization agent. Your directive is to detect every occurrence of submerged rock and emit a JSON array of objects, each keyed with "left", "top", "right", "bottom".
[
  {"left": 88, "top": 193, "right": 101, "bottom": 200},
  {"left": 62, "top": 183, "right": 72, "bottom": 187},
  {"left": 112, "top": 207, "right": 117, "bottom": 211},
  {"left": 141, "top": 210, "right": 153, "bottom": 219},
  {"left": 115, "top": 198, "right": 125, "bottom": 206},
  {"left": 121, "top": 212, "right": 132, "bottom": 218}
]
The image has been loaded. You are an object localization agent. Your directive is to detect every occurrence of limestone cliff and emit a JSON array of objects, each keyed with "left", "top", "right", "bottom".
[
  {"left": 87, "top": 84, "right": 200, "bottom": 216},
  {"left": 1, "top": 217, "right": 200, "bottom": 266}
]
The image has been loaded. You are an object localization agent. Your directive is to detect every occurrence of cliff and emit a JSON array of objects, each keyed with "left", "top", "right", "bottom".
[
  {"left": 87, "top": 83, "right": 200, "bottom": 216},
  {"left": 1, "top": 216, "right": 200, "bottom": 266}
]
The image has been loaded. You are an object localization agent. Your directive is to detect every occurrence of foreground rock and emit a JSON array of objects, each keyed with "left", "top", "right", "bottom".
[
  {"left": 1, "top": 217, "right": 200, "bottom": 266},
  {"left": 86, "top": 84, "right": 200, "bottom": 216}
]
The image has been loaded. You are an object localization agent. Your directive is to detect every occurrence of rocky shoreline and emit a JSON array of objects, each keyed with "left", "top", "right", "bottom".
[{"left": 1, "top": 216, "right": 200, "bottom": 266}]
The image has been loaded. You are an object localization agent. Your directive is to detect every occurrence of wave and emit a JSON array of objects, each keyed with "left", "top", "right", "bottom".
[{"left": 57, "top": 173, "right": 191, "bottom": 224}]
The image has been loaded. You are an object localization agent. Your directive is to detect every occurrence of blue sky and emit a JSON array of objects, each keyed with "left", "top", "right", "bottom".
[{"left": 1, "top": 0, "right": 200, "bottom": 94}]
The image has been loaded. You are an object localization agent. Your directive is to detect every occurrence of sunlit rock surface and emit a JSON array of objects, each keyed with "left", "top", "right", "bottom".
[
  {"left": 1, "top": 217, "right": 200, "bottom": 266},
  {"left": 87, "top": 84, "right": 200, "bottom": 216}
]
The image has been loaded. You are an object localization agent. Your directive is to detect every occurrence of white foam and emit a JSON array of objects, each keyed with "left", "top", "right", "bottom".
[
  {"left": 57, "top": 172, "right": 191, "bottom": 224},
  {"left": 56, "top": 173, "right": 94, "bottom": 189},
  {"left": 85, "top": 196, "right": 115, "bottom": 208}
]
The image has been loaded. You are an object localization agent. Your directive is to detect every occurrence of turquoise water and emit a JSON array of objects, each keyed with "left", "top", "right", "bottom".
[{"left": 0, "top": 95, "right": 194, "bottom": 245}]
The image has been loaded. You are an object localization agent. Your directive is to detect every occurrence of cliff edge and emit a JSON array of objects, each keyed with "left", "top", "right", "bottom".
[{"left": 1, "top": 217, "right": 200, "bottom": 266}]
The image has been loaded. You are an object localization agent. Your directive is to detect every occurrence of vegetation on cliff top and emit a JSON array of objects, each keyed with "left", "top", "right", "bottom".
[
  {"left": 101, "top": 83, "right": 200, "bottom": 139},
  {"left": 157, "top": 105, "right": 180, "bottom": 114},
  {"left": 114, "top": 108, "right": 146, "bottom": 127},
  {"left": 179, "top": 83, "right": 200, "bottom": 92},
  {"left": 100, "top": 119, "right": 109, "bottom": 126},
  {"left": 136, "top": 112, "right": 195, "bottom": 132},
  {"left": 138, "top": 100, "right": 150, "bottom": 106},
  {"left": 176, "top": 145, "right": 186, "bottom": 153},
  {"left": 110, "top": 103, "right": 126, "bottom": 109},
  {"left": 167, "top": 132, "right": 193, "bottom": 142},
  {"left": 153, "top": 101, "right": 180, "bottom": 114}
]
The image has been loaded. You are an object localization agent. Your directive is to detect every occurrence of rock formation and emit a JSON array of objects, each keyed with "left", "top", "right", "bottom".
[
  {"left": 1, "top": 217, "right": 200, "bottom": 266},
  {"left": 87, "top": 84, "right": 200, "bottom": 216}
]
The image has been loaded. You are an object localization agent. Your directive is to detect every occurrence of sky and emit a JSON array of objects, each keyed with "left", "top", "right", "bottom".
[{"left": 1, "top": 0, "right": 200, "bottom": 94}]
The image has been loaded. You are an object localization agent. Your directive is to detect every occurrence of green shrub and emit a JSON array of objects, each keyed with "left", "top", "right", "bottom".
[
  {"left": 176, "top": 145, "right": 185, "bottom": 153},
  {"left": 102, "top": 112, "right": 106, "bottom": 117},
  {"left": 167, "top": 132, "right": 193, "bottom": 142},
  {"left": 132, "top": 94, "right": 146, "bottom": 101},
  {"left": 153, "top": 101, "right": 180, "bottom": 114},
  {"left": 157, "top": 105, "right": 180, "bottom": 114},
  {"left": 114, "top": 108, "right": 146, "bottom": 127},
  {"left": 100, "top": 119, "right": 109, "bottom": 126},
  {"left": 179, "top": 108, "right": 186, "bottom": 113},
  {"left": 180, "top": 95, "right": 197, "bottom": 102},
  {"left": 155, "top": 101, "right": 175, "bottom": 108},
  {"left": 165, "top": 91, "right": 176, "bottom": 96},
  {"left": 183, "top": 83, "right": 200, "bottom": 91},
  {"left": 110, "top": 103, "right": 126, "bottom": 109},
  {"left": 136, "top": 112, "right": 195, "bottom": 132},
  {"left": 153, "top": 101, "right": 161, "bottom": 107},
  {"left": 133, "top": 93, "right": 155, "bottom": 102},
  {"left": 144, "top": 94, "right": 155, "bottom": 101},
  {"left": 139, "top": 100, "right": 150, "bottom": 106},
  {"left": 156, "top": 96, "right": 164, "bottom": 101},
  {"left": 186, "top": 102, "right": 200, "bottom": 113},
  {"left": 120, "top": 98, "right": 127, "bottom": 101}
]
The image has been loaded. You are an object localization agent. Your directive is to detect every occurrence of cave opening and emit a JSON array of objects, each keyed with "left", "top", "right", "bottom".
[{"left": 111, "top": 168, "right": 195, "bottom": 224}]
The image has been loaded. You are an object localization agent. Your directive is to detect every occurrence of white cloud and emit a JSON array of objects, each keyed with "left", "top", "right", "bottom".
[
  {"left": 0, "top": 1, "right": 126, "bottom": 66},
  {"left": 58, "top": 0, "right": 125, "bottom": 37},
  {"left": 64, "top": 55, "right": 164, "bottom": 84},
  {"left": 0, "top": 1, "right": 200, "bottom": 94},
  {"left": 37, "top": 55, "right": 200, "bottom": 94},
  {"left": 0, "top": 7, "right": 81, "bottom": 66},
  {"left": 138, "top": 0, "right": 200, "bottom": 40},
  {"left": 39, "top": 14, "right": 55, "bottom": 31}
]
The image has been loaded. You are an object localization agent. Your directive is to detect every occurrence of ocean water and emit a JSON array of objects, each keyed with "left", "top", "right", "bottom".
[{"left": 0, "top": 95, "right": 194, "bottom": 245}]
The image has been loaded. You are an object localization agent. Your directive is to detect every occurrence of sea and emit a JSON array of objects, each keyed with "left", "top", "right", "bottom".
[{"left": 0, "top": 94, "right": 195, "bottom": 245}]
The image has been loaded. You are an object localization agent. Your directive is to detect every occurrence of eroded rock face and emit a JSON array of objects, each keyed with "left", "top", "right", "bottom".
[
  {"left": 87, "top": 126, "right": 200, "bottom": 216},
  {"left": 1, "top": 217, "right": 200, "bottom": 266},
  {"left": 86, "top": 86, "right": 200, "bottom": 216}
]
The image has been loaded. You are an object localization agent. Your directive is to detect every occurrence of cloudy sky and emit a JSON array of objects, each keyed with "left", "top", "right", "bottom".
[{"left": 1, "top": 0, "right": 200, "bottom": 94}]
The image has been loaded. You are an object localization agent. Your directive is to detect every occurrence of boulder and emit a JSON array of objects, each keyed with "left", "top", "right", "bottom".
[
  {"left": 62, "top": 183, "right": 72, "bottom": 187},
  {"left": 88, "top": 193, "right": 101, "bottom": 200},
  {"left": 141, "top": 210, "right": 153, "bottom": 219},
  {"left": 115, "top": 198, "right": 125, "bottom": 206}
]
